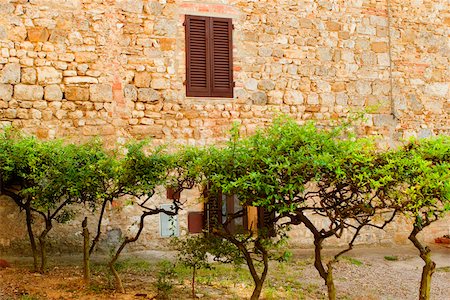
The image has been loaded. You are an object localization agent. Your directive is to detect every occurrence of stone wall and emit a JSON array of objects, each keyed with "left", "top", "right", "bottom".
[{"left": 0, "top": 0, "right": 449, "bottom": 253}]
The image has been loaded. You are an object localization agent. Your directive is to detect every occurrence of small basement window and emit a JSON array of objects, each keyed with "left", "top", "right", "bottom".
[{"left": 160, "top": 204, "right": 179, "bottom": 237}]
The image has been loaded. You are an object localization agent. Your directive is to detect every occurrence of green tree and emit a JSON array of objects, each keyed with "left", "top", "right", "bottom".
[
  {"left": 389, "top": 137, "right": 450, "bottom": 300},
  {"left": 0, "top": 131, "right": 107, "bottom": 273},
  {"left": 205, "top": 118, "right": 400, "bottom": 300},
  {"left": 107, "top": 142, "right": 199, "bottom": 293}
]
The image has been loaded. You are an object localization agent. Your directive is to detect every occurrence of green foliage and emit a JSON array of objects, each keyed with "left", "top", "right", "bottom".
[
  {"left": 341, "top": 256, "right": 363, "bottom": 266},
  {"left": 155, "top": 260, "right": 177, "bottom": 299},
  {"left": 384, "top": 256, "right": 398, "bottom": 261},
  {"left": 386, "top": 136, "right": 450, "bottom": 224},
  {"left": 172, "top": 235, "right": 212, "bottom": 272}
]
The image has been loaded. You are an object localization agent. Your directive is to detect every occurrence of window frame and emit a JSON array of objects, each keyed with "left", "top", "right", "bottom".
[{"left": 185, "top": 15, "right": 234, "bottom": 98}]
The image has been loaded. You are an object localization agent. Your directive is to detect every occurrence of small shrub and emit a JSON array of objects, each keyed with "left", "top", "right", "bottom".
[{"left": 155, "top": 260, "right": 177, "bottom": 299}]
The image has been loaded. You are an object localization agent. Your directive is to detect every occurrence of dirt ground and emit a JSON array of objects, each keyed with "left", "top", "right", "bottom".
[{"left": 0, "top": 244, "right": 449, "bottom": 300}]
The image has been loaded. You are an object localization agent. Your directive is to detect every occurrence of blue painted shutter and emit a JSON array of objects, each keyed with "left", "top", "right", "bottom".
[{"left": 160, "top": 204, "right": 179, "bottom": 237}]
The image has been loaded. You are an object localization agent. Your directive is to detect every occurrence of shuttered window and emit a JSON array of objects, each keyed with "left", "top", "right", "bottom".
[
  {"left": 160, "top": 204, "right": 179, "bottom": 237},
  {"left": 185, "top": 15, "right": 233, "bottom": 98}
]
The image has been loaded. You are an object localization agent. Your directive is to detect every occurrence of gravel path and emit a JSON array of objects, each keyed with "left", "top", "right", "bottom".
[{"left": 290, "top": 245, "right": 450, "bottom": 300}]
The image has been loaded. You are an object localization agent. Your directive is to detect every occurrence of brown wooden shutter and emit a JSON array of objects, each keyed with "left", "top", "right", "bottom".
[
  {"left": 210, "top": 17, "right": 233, "bottom": 98},
  {"left": 185, "top": 15, "right": 210, "bottom": 97},
  {"left": 185, "top": 15, "right": 233, "bottom": 98},
  {"left": 258, "top": 207, "right": 276, "bottom": 237},
  {"left": 188, "top": 212, "right": 204, "bottom": 234}
]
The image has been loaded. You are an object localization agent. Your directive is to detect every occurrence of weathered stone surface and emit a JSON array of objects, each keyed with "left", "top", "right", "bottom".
[
  {"left": 0, "top": 63, "right": 21, "bottom": 84},
  {"left": 424, "top": 83, "right": 448, "bottom": 97},
  {"left": 138, "top": 88, "right": 160, "bottom": 103},
  {"left": 118, "top": 0, "right": 144, "bottom": 14},
  {"left": 251, "top": 92, "right": 268, "bottom": 105},
  {"left": 124, "top": 84, "right": 138, "bottom": 102},
  {"left": 283, "top": 91, "right": 304, "bottom": 105},
  {"left": 37, "top": 67, "right": 62, "bottom": 85},
  {"left": 27, "top": 27, "right": 50, "bottom": 42},
  {"left": 89, "top": 84, "right": 113, "bottom": 102},
  {"left": 21, "top": 68, "right": 37, "bottom": 84},
  {"left": 0, "top": 0, "right": 448, "bottom": 253},
  {"left": 14, "top": 84, "right": 44, "bottom": 101},
  {"left": 244, "top": 78, "right": 258, "bottom": 91},
  {"left": 258, "top": 79, "right": 275, "bottom": 91},
  {"left": 64, "top": 77, "right": 98, "bottom": 84},
  {"left": 44, "top": 85, "right": 63, "bottom": 101},
  {"left": 0, "top": 84, "right": 13, "bottom": 101},
  {"left": 134, "top": 72, "right": 152, "bottom": 88},
  {"left": 65, "top": 86, "right": 89, "bottom": 101},
  {"left": 356, "top": 81, "right": 372, "bottom": 96},
  {"left": 151, "top": 78, "right": 169, "bottom": 90}
]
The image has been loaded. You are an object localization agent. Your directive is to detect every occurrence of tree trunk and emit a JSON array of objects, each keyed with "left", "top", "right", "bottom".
[
  {"left": 326, "top": 262, "right": 337, "bottom": 300},
  {"left": 313, "top": 237, "right": 337, "bottom": 300},
  {"left": 82, "top": 217, "right": 90, "bottom": 285},
  {"left": 107, "top": 211, "right": 153, "bottom": 293},
  {"left": 250, "top": 279, "right": 263, "bottom": 300},
  {"left": 192, "top": 267, "right": 196, "bottom": 299},
  {"left": 409, "top": 226, "right": 435, "bottom": 300},
  {"left": 25, "top": 206, "right": 39, "bottom": 272},
  {"left": 108, "top": 259, "right": 125, "bottom": 293},
  {"left": 38, "top": 222, "right": 52, "bottom": 273},
  {"left": 89, "top": 199, "right": 108, "bottom": 255}
]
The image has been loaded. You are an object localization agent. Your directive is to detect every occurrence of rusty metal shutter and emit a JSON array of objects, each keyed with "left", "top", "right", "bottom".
[
  {"left": 210, "top": 17, "right": 233, "bottom": 98},
  {"left": 185, "top": 15, "right": 233, "bottom": 98}
]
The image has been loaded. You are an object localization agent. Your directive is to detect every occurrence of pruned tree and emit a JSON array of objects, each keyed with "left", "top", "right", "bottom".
[
  {"left": 388, "top": 137, "right": 450, "bottom": 300},
  {"left": 203, "top": 118, "right": 401, "bottom": 300},
  {"left": 0, "top": 130, "right": 107, "bottom": 273},
  {"left": 107, "top": 143, "right": 199, "bottom": 293}
]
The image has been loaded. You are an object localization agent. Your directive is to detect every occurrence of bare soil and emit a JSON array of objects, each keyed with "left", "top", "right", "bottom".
[{"left": 0, "top": 245, "right": 449, "bottom": 300}]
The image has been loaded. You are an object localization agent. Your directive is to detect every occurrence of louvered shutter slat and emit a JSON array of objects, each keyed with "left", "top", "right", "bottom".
[
  {"left": 186, "top": 16, "right": 210, "bottom": 96},
  {"left": 211, "top": 18, "right": 233, "bottom": 97}
]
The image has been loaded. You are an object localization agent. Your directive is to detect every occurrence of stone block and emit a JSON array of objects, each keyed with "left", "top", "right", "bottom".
[
  {"left": 144, "top": 1, "right": 162, "bottom": 14},
  {"left": 371, "top": 42, "right": 388, "bottom": 53},
  {"left": 64, "top": 76, "right": 98, "bottom": 84},
  {"left": 251, "top": 92, "right": 267, "bottom": 105},
  {"left": 158, "top": 38, "right": 176, "bottom": 51},
  {"left": 90, "top": 84, "right": 113, "bottom": 102},
  {"left": 37, "top": 67, "right": 62, "bottom": 85},
  {"left": 134, "top": 72, "right": 152, "bottom": 88},
  {"left": 0, "top": 63, "right": 20, "bottom": 84},
  {"left": 138, "top": 88, "right": 160, "bottom": 103},
  {"left": 27, "top": 27, "right": 50, "bottom": 42},
  {"left": 65, "top": 86, "right": 89, "bottom": 101},
  {"left": 307, "top": 93, "right": 319, "bottom": 105},
  {"left": 154, "top": 19, "right": 177, "bottom": 36},
  {"left": 75, "top": 52, "right": 98, "bottom": 63},
  {"left": 118, "top": 0, "right": 144, "bottom": 13},
  {"left": 44, "top": 85, "right": 63, "bottom": 101},
  {"left": 14, "top": 84, "right": 44, "bottom": 101},
  {"left": 244, "top": 78, "right": 258, "bottom": 91},
  {"left": 283, "top": 91, "right": 304, "bottom": 105},
  {"left": 356, "top": 81, "right": 372, "bottom": 96},
  {"left": 424, "top": 83, "right": 448, "bottom": 97},
  {"left": 326, "top": 21, "right": 341, "bottom": 31},
  {"left": 0, "top": 84, "right": 13, "bottom": 101},
  {"left": 151, "top": 78, "right": 169, "bottom": 90},
  {"left": 21, "top": 68, "right": 37, "bottom": 84},
  {"left": 124, "top": 84, "right": 138, "bottom": 102},
  {"left": 258, "top": 79, "right": 275, "bottom": 91}
]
